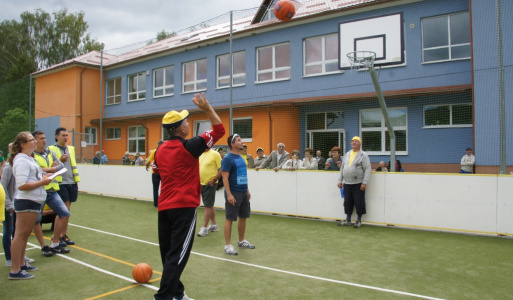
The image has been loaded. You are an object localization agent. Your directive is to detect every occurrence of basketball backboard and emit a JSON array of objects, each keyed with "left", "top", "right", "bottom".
[{"left": 339, "top": 13, "right": 404, "bottom": 70}]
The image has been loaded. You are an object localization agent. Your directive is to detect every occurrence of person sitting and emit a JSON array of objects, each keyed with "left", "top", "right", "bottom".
[
  {"left": 92, "top": 151, "right": 101, "bottom": 164},
  {"left": 325, "top": 147, "right": 342, "bottom": 170},
  {"left": 122, "top": 151, "right": 132, "bottom": 165},
  {"left": 282, "top": 150, "right": 301, "bottom": 170},
  {"left": 315, "top": 150, "right": 325, "bottom": 170},
  {"left": 374, "top": 161, "right": 388, "bottom": 172},
  {"left": 387, "top": 160, "right": 402, "bottom": 172},
  {"left": 299, "top": 148, "right": 318, "bottom": 170}
]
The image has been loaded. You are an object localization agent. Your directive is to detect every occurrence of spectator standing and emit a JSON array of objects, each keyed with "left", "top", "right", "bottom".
[
  {"left": 146, "top": 141, "right": 164, "bottom": 208},
  {"left": 222, "top": 134, "right": 255, "bottom": 255},
  {"left": 325, "top": 146, "right": 342, "bottom": 170},
  {"left": 197, "top": 148, "right": 222, "bottom": 237},
  {"left": 101, "top": 150, "right": 108, "bottom": 164},
  {"left": 240, "top": 145, "right": 255, "bottom": 168},
  {"left": 92, "top": 151, "right": 101, "bottom": 164},
  {"left": 460, "top": 147, "right": 475, "bottom": 174},
  {"left": 253, "top": 147, "right": 267, "bottom": 168},
  {"left": 337, "top": 136, "right": 371, "bottom": 228},
  {"left": 316, "top": 150, "right": 326, "bottom": 170},
  {"left": 153, "top": 93, "right": 224, "bottom": 300},
  {"left": 282, "top": 150, "right": 301, "bottom": 170},
  {"left": 122, "top": 152, "right": 132, "bottom": 165},
  {"left": 255, "top": 143, "right": 289, "bottom": 172},
  {"left": 216, "top": 148, "right": 225, "bottom": 159},
  {"left": 299, "top": 148, "right": 318, "bottom": 170}
]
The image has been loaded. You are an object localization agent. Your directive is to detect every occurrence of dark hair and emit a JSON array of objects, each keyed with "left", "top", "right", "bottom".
[
  {"left": 227, "top": 135, "right": 234, "bottom": 150},
  {"left": 291, "top": 150, "right": 300, "bottom": 157},
  {"left": 304, "top": 148, "right": 314, "bottom": 155},
  {"left": 55, "top": 127, "right": 67, "bottom": 142},
  {"left": 158, "top": 140, "right": 164, "bottom": 146},
  {"left": 31, "top": 130, "right": 44, "bottom": 138},
  {"left": 8, "top": 131, "right": 31, "bottom": 165}
]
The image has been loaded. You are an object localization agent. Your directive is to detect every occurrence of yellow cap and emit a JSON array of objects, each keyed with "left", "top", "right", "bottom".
[
  {"left": 162, "top": 110, "right": 189, "bottom": 129},
  {"left": 351, "top": 136, "right": 362, "bottom": 143}
]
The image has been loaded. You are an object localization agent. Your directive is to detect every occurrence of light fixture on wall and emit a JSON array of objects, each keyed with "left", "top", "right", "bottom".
[{"left": 146, "top": 71, "right": 150, "bottom": 76}]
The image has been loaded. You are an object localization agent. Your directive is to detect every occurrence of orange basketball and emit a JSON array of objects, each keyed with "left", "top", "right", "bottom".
[
  {"left": 274, "top": 0, "right": 296, "bottom": 22},
  {"left": 132, "top": 263, "right": 153, "bottom": 283}
]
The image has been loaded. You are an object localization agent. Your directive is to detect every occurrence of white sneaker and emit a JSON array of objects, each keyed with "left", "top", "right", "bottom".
[
  {"left": 173, "top": 293, "right": 194, "bottom": 300},
  {"left": 24, "top": 256, "right": 35, "bottom": 263},
  {"left": 197, "top": 227, "right": 208, "bottom": 237},
  {"left": 5, "top": 260, "right": 12, "bottom": 267},
  {"left": 224, "top": 244, "right": 238, "bottom": 255},
  {"left": 207, "top": 224, "right": 219, "bottom": 232},
  {"left": 238, "top": 240, "right": 255, "bottom": 249}
]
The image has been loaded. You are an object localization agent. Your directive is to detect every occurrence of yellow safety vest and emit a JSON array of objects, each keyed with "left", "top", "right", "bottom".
[
  {"left": 33, "top": 149, "right": 61, "bottom": 191},
  {"left": 48, "top": 145, "right": 81, "bottom": 183}
]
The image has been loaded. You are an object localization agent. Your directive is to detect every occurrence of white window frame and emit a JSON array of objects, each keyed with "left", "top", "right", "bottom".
[
  {"left": 193, "top": 120, "right": 212, "bottom": 137},
  {"left": 421, "top": 12, "right": 470, "bottom": 63},
  {"left": 106, "top": 78, "right": 121, "bottom": 105},
  {"left": 359, "top": 108, "right": 408, "bottom": 155},
  {"left": 423, "top": 104, "right": 472, "bottom": 128},
  {"left": 303, "top": 34, "right": 341, "bottom": 77},
  {"left": 233, "top": 117, "right": 253, "bottom": 143},
  {"left": 127, "top": 126, "right": 146, "bottom": 154},
  {"left": 85, "top": 127, "right": 97, "bottom": 145},
  {"left": 153, "top": 65, "right": 174, "bottom": 98},
  {"left": 256, "top": 42, "right": 291, "bottom": 83},
  {"left": 128, "top": 72, "right": 146, "bottom": 102},
  {"left": 217, "top": 51, "right": 246, "bottom": 89},
  {"left": 182, "top": 59, "right": 207, "bottom": 93},
  {"left": 106, "top": 127, "right": 121, "bottom": 140}
]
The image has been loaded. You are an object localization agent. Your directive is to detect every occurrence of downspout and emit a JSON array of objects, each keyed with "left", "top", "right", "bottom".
[
  {"left": 79, "top": 68, "right": 87, "bottom": 160},
  {"left": 268, "top": 107, "right": 272, "bottom": 152}
]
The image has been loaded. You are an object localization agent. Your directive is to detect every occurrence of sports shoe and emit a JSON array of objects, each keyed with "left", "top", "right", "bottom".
[
  {"left": 41, "top": 245, "right": 55, "bottom": 257},
  {"left": 224, "top": 245, "right": 238, "bottom": 255},
  {"left": 197, "top": 227, "right": 208, "bottom": 237},
  {"left": 61, "top": 235, "right": 75, "bottom": 245},
  {"left": 50, "top": 245, "right": 71, "bottom": 254},
  {"left": 9, "top": 270, "right": 34, "bottom": 280},
  {"left": 338, "top": 220, "right": 352, "bottom": 226},
  {"left": 237, "top": 240, "right": 255, "bottom": 249},
  {"left": 51, "top": 237, "right": 67, "bottom": 248},
  {"left": 20, "top": 263, "right": 38, "bottom": 271},
  {"left": 173, "top": 293, "right": 194, "bottom": 300},
  {"left": 207, "top": 224, "right": 219, "bottom": 232},
  {"left": 5, "top": 260, "right": 12, "bottom": 267},
  {"left": 354, "top": 220, "right": 362, "bottom": 228},
  {"left": 24, "top": 256, "right": 35, "bottom": 263}
]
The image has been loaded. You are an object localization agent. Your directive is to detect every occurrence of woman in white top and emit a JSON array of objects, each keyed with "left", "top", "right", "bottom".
[
  {"left": 299, "top": 148, "right": 318, "bottom": 170},
  {"left": 9, "top": 132, "right": 51, "bottom": 280},
  {"left": 282, "top": 150, "right": 301, "bottom": 170}
]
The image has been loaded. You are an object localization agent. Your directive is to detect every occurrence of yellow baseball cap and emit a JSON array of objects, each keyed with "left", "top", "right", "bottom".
[
  {"left": 162, "top": 110, "right": 189, "bottom": 130},
  {"left": 351, "top": 136, "right": 362, "bottom": 143},
  {"left": 256, "top": 147, "right": 264, "bottom": 153}
]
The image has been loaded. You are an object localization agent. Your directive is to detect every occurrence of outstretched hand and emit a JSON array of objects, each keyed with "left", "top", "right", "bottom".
[{"left": 192, "top": 92, "right": 211, "bottom": 111}]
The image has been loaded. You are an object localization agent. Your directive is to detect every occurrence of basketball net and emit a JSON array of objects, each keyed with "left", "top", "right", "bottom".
[{"left": 346, "top": 51, "right": 376, "bottom": 71}]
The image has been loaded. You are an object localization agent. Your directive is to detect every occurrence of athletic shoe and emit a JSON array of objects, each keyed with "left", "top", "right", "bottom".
[
  {"left": 50, "top": 245, "right": 71, "bottom": 254},
  {"left": 224, "top": 245, "right": 238, "bottom": 255},
  {"left": 51, "top": 237, "right": 67, "bottom": 248},
  {"left": 173, "top": 293, "right": 194, "bottom": 300},
  {"left": 5, "top": 260, "right": 12, "bottom": 267},
  {"left": 9, "top": 270, "right": 34, "bottom": 280},
  {"left": 207, "top": 224, "right": 219, "bottom": 232},
  {"left": 237, "top": 240, "right": 255, "bottom": 249},
  {"left": 61, "top": 235, "right": 75, "bottom": 245},
  {"left": 41, "top": 246, "right": 55, "bottom": 257},
  {"left": 24, "top": 256, "right": 35, "bottom": 263},
  {"left": 197, "top": 227, "right": 208, "bottom": 237},
  {"left": 338, "top": 220, "right": 352, "bottom": 226},
  {"left": 20, "top": 263, "right": 38, "bottom": 271},
  {"left": 354, "top": 220, "right": 362, "bottom": 228}
]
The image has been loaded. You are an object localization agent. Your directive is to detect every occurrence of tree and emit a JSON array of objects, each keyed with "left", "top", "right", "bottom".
[
  {"left": 0, "top": 108, "right": 30, "bottom": 155},
  {"left": 147, "top": 30, "right": 177, "bottom": 45}
]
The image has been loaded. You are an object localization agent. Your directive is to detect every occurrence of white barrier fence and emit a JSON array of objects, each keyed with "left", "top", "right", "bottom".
[{"left": 78, "top": 164, "right": 513, "bottom": 236}]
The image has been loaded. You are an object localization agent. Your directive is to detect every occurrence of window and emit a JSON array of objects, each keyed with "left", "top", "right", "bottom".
[
  {"left": 423, "top": 104, "right": 472, "bottom": 127},
  {"left": 85, "top": 127, "right": 97, "bottom": 145},
  {"left": 106, "top": 128, "right": 121, "bottom": 140},
  {"left": 217, "top": 51, "right": 246, "bottom": 88},
  {"left": 257, "top": 43, "right": 290, "bottom": 82},
  {"left": 128, "top": 126, "right": 145, "bottom": 154},
  {"left": 422, "top": 12, "right": 470, "bottom": 63},
  {"left": 154, "top": 66, "right": 174, "bottom": 97},
  {"left": 304, "top": 34, "right": 339, "bottom": 76},
  {"left": 306, "top": 112, "right": 345, "bottom": 156},
  {"left": 360, "top": 108, "right": 407, "bottom": 154},
  {"left": 128, "top": 73, "right": 146, "bottom": 101},
  {"left": 233, "top": 118, "right": 252, "bottom": 142},
  {"left": 106, "top": 78, "right": 121, "bottom": 105},
  {"left": 183, "top": 59, "right": 207, "bottom": 93},
  {"left": 193, "top": 120, "right": 211, "bottom": 136}
]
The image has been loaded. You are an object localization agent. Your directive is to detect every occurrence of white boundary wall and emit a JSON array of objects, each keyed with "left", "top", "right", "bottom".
[{"left": 78, "top": 164, "right": 513, "bottom": 236}]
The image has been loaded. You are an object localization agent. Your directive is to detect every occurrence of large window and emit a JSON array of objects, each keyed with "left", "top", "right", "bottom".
[
  {"left": 257, "top": 43, "right": 290, "bottom": 83},
  {"left": 423, "top": 104, "right": 472, "bottom": 127},
  {"left": 304, "top": 34, "right": 339, "bottom": 76},
  {"left": 233, "top": 118, "right": 252, "bottom": 142},
  {"left": 128, "top": 126, "right": 145, "bottom": 154},
  {"left": 360, "top": 108, "right": 407, "bottom": 154},
  {"left": 106, "top": 78, "right": 121, "bottom": 105},
  {"left": 422, "top": 12, "right": 470, "bottom": 63},
  {"left": 128, "top": 73, "right": 146, "bottom": 101},
  {"left": 217, "top": 51, "right": 246, "bottom": 88},
  {"left": 85, "top": 127, "right": 97, "bottom": 145},
  {"left": 106, "top": 127, "right": 121, "bottom": 140},
  {"left": 183, "top": 59, "right": 207, "bottom": 93},
  {"left": 306, "top": 112, "right": 345, "bottom": 156},
  {"left": 193, "top": 120, "right": 211, "bottom": 136},
  {"left": 154, "top": 66, "right": 174, "bottom": 97}
]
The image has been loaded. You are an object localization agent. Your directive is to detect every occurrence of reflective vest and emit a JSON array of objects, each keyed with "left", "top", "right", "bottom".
[
  {"left": 33, "top": 149, "right": 61, "bottom": 191},
  {"left": 48, "top": 145, "right": 81, "bottom": 183}
]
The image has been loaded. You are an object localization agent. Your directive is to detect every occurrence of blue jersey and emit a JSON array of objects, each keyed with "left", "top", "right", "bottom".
[{"left": 221, "top": 153, "right": 248, "bottom": 193}]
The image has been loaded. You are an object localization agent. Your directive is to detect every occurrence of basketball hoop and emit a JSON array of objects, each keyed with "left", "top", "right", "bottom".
[{"left": 346, "top": 51, "right": 376, "bottom": 70}]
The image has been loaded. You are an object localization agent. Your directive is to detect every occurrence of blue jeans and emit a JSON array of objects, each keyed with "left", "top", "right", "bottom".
[
  {"left": 2, "top": 209, "right": 15, "bottom": 261},
  {"left": 36, "top": 191, "right": 70, "bottom": 224}
]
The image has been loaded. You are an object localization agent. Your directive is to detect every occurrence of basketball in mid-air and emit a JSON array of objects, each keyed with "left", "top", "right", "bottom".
[
  {"left": 274, "top": 0, "right": 296, "bottom": 22},
  {"left": 132, "top": 263, "right": 153, "bottom": 283}
]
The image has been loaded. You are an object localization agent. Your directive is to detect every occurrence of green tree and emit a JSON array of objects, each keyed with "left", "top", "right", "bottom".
[{"left": 0, "top": 108, "right": 30, "bottom": 155}]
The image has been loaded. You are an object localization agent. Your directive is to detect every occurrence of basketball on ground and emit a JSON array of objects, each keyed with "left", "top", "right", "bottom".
[
  {"left": 274, "top": 0, "right": 296, "bottom": 22},
  {"left": 132, "top": 263, "right": 153, "bottom": 283}
]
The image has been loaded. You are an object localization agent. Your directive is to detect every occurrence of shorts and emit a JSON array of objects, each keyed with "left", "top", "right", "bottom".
[
  {"left": 36, "top": 192, "right": 70, "bottom": 224},
  {"left": 225, "top": 191, "right": 250, "bottom": 221},
  {"left": 14, "top": 199, "right": 42, "bottom": 213},
  {"left": 57, "top": 184, "right": 79, "bottom": 203},
  {"left": 201, "top": 184, "right": 217, "bottom": 207}
]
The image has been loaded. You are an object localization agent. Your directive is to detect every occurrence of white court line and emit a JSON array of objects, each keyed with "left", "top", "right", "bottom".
[{"left": 69, "top": 224, "right": 445, "bottom": 300}]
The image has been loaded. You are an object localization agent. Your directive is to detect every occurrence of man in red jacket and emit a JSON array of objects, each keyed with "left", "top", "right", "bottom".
[{"left": 154, "top": 93, "right": 225, "bottom": 300}]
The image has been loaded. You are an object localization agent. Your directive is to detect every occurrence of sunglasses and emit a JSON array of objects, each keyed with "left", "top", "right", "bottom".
[{"left": 231, "top": 133, "right": 239, "bottom": 143}]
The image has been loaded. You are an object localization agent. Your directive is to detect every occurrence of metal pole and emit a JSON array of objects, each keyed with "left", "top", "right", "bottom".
[
  {"left": 496, "top": 0, "right": 506, "bottom": 174},
  {"left": 229, "top": 11, "right": 234, "bottom": 135},
  {"left": 29, "top": 74, "right": 32, "bottom": 130},
  {"left": 369, "top": 67, "right": 396, "bottom": 171},
  {"left": 100, "top": 50, "right": 104, "bottom": 164}
]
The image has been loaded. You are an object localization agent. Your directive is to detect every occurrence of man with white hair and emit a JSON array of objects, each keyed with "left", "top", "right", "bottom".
[{"left": 255, "top": 143, "right": 289, "bottom": 172}]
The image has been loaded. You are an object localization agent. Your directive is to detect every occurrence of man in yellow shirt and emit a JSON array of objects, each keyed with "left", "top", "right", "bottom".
[
  {"left": 146, "top": 141, "right": 164, "bottom": 208},
  {"left": 197, "top": 148, "right": 222, "bottom": 237}
]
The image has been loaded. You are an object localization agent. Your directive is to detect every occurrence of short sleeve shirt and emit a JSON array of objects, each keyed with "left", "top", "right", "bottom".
[{"left": 221, "top": 153, "right": 248, "bottom": 193}]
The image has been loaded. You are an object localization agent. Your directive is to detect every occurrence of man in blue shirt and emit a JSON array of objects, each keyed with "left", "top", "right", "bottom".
[{"left": 221, "top": 134, "right": 255, "bottom": 255}]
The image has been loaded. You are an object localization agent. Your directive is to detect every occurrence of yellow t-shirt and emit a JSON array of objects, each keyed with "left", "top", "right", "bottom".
[
  {"left": 0, "top": 184, "right": 5, "bottom": 222},
  {"left": 349, "top": 150, "right": 358, "bottom": 166},
  {"left": 241, "top": 153, "right": 249, "bottom": 167},
  {"left": 147, "top": 149, "right": 156, "bottom": 174},
  {"left": 199, "top": 150, "right": 222, "bottom": 185}
]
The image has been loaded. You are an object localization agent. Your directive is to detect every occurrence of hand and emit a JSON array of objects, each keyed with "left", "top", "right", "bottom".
[
  {"left": 337, "top": 183, "right": 342, "bottom": 188},
  {"left": 274, "top": 167, "right": 279, "bottom": 172},
  {"left": 290, "top": 167, "right": 295, "bottom": 171},
  {"left": 227, "top": 194, "right": 236, "bottom": 206},
  {"left": 247, "top": 190, "right": 251, "bottom": 201},
  {"left": 360, "top": 184, "right": 367, "bottom": 191},
  {"left": 209, "top": 180, "right": 215, "bottom": 187},
  {"left": 145, "top": 164, "right": 150, "bottom": 171},
  {"left": 191, "top": 92, "right": 211, "bottom": 111},
  {"left": 41, "top": 177, "right": 52, "bottom": 186},
  {"left": 52, "top": 160, "right": 59, "bottom": 167},
  {"left": 60, "top": 154, "right": 69, "bottom": 162},
  {"left": 255, "top": 166, "right": 260, "bottom": 171},
  {"left": 336, "top": 161, "right": 342, "bottom": 168}
]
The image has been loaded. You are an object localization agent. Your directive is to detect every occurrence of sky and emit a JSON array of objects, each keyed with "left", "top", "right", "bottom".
[{"left": 0, "top": 0, "right": 264, "bottom": 52}]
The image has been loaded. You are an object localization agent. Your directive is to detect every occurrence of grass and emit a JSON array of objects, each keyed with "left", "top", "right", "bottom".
[{"left": 1, "top": 193, "right": 512, "bottom": 299}]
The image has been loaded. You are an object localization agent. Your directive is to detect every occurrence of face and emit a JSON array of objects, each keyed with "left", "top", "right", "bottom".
[
  {"left": 305, "top": 151, "right": 311, "bottom": 159},
  {"left": 23, "top": 134, "right": 37, "bottom": 152},
  {"left": 380, "top": 162, "right": 386, "bottom": 167},
  {"left": 316, "top": 150, "right": 321, "bottom": 157},
  {"left": 218, "top": 149, "right": 224, "bottom": 156},
  {"left": 332, "top": 151, "right": 340, "bottom": 159},
  {"left": 257, "top": 150, "right": 263, "bottom": 158},
  {"left": 242, "top": 146, "right": 247, "bottom": 154},
  {"left": 179, "top": 119, "right": 189, "bottom": 136},
  {"left": 231, "top": 136, "right": 244, "bottom": 151},
  {"left": 56, "top": 130, "right": 69, "bottom": 144},
  {"left": 34, "top": 133, "right": 46, "bottom": 149},
  {"left": 351, "top": 139, "right": 361, "bottom": 151},
  {"left": 292, "top": 153, "right": 299, "bottom": 160},
  {"left": 277, "top": 144, "right": 285, "bottom": 154},
  {"left": 466, "top": 150, "right": 472, "bottom": 155}
]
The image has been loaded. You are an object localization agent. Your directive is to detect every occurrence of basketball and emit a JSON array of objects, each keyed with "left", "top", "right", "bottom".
[
  {"left": 274, "top": 0, "right": 296, "bottom": 22},
  {"left": 132, "top": 263, "right": 153, "bottom": 283}
]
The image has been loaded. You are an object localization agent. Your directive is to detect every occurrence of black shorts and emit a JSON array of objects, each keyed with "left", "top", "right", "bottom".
[
  {"left": 57, "top": 184, "right": 79, "bottom": 203},
  {"left": 224, "top": 191, "right": 250, "bottom": 221}
]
